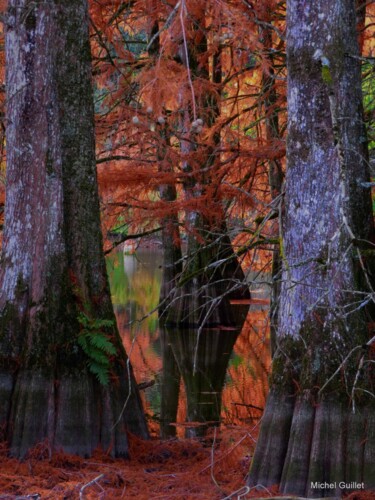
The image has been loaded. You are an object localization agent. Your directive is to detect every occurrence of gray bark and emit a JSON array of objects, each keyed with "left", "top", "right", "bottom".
[
  {"left": 261, "top": 22, "right": 284, "bottom": 356},
  {"left": 248, "top": 0, "right": 375, "bottom": 495},
  {"left": 0, "top": 0, "right": 148, "bottom": 458}
]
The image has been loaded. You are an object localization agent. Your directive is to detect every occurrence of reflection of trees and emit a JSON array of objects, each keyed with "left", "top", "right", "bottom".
[
  {"left": 107, "top": 248, "right": 271, "bottom": 438},
  {"left": 222, "top": 308, "right": 271, "bottom": 425},
  {"left": 159, "top": 328, "right": 181, "bottom": 438},
  {"left": 161, "top": 305, "right": 248, "bottom": 437},
  {"left": 108, "top": 250, "right": 162, "bottom": 333}
]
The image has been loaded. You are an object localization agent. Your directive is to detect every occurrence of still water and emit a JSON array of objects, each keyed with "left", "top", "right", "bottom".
[{"left": 107, "top": 248, "right": 271, "bottom": 438}]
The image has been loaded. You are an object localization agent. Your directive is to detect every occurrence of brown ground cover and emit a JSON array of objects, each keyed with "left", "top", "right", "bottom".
[
  {"left": 0, "top": 425, "right": 263, "bottom": 499},
  {"left": 0, "top": 423, "right": 374, "bottom": 499}
]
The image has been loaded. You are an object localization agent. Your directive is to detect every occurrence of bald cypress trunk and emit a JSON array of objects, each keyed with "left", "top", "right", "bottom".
[
  {"left": 147, "top": 19, "right": 183, "bottom": 319},
  {"left": 166, "top": 6, "right": 249, "bottom": 328},
  {"left": 0, "top": 0, "right": 148, "bottom": 458},
  {"left": 248, "top": 0, "right": 375, "bottom": 495}
]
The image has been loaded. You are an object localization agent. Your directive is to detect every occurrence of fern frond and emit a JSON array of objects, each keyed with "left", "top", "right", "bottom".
[
  {"left": 89, "top": 333, "right": 117, "bottom": 355},
  {"left": 77, "top": 311, "right": 116, "bottom": 386},
  {"left": 91, "top": 318, "right": 115, "bottom": 329},
  {"left": 77, "top": 334, "right": 89, "bottom": 352},
  {"left": 86, "top": 347, "right": 110, "bottom": 366},
  {"left": 78, "top": 313, "right": 91, "bottom": 328},
  {"left": 88, "top": 361, "right": 109, "bottom": 386}
]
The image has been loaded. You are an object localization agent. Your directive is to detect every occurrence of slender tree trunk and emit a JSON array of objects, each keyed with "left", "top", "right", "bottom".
[
  {"left": 147, "top": 18, "right": 184, "bottom": 319},
  {"left": 0, "top": 0, "right": 148, "bottom": 458},
  {"left": 147, "top": 18, "right": 182, "bottom": 435},
  {"left": 166, "top": 4, "right": 249, "bottom": 327},
  {"left": 156, "top": 122, "right": 183, "bottom": 319},
  {"left": 248, "top": 0, "right": 375, "bottom": 495}
]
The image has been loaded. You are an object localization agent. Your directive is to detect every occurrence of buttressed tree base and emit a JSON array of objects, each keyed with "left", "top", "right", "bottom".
[
  {"left": 248, "top": 0, "right": 375, "bottom": 495},
  {"left": 0, "top": 0, "right": 148, "bottom": 458}
]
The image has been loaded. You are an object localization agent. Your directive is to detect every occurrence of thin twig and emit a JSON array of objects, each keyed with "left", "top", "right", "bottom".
[
  {"left": 146, "top": 1, "right": 181, "bottom": 52},
  {"left": 318, "top": 333, "right": 375, "bottom": 397},
  {"left": 200, "top": 432, "right": 253, "bottom": 473},
  {"left": 209, "top": 428, "right": 226, "bottom": 497},
  {"left": 180, "top": 0, "right": 197, "bottom": 121},
  {"left": 79, "top": 474, "right": 105, "bottom": 499}
]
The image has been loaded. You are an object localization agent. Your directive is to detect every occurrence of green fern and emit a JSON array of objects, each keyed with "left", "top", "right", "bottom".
[
  {"left": 87, "top": 361, "right": 111, "bottom": 386},
  {"left": 77, "top": 312, "right": 117, "bottom": 386}
]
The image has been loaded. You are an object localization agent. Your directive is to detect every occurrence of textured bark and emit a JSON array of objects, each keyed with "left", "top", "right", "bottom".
[
  {"left": 0, "top": 0, "right": 148, "bottom": 458},
  {"left": 158, "top": 212, "right": 183, "bottom": 319},
  {"left": 156, "top": 128, "right": 183, "bottom": 319},
  {"left": 261, "top": 22, "right": 284, "bottom": 356},
  {"left": 147, "top": 20, "right": 184, "bottom": 320},
  {"left": 249, "top": 0, "right": 375, "bottom": 495}
]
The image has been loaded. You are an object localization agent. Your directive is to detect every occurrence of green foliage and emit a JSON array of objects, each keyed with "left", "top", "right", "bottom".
[
  {"left": 229, "top": 353, "right": 243, "bottom": 369},
  {"left": 107, "top": 250, "right": 162, "bottom": 335},
  {"left": 321, "top": 64, "right": 333, "bottom": 86},
  {"left": 77, "top": 312, "right": 117, "bottom": 385},
  {"left": 362, "top": 62, "right": 375, "bottom": 153},
  {"left": 111, "top": 215, "right": 129, "bottom": 235}
]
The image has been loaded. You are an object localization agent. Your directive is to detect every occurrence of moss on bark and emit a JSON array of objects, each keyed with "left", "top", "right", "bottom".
[
  {"left": 249, "top": 0, "right": 375, "bottom": 493},
  {"left": 0, "top": 0, "right": 148, "bottom": 458}
]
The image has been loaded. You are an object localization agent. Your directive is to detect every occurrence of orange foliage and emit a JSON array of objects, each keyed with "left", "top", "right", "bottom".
[
  {"left": 89, "top": 0, "right": 287, "bottom": 259},
  {"left": 0, "top": 430, "right": 263, "bottom": 499}
]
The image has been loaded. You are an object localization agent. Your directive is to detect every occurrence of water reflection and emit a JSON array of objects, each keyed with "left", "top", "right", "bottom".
[
  {"left": 161, "top": 303, "right": 248, "bottom": 438},
  {"left": 107, "top": 249, "right": 271, "bottom": 438}
]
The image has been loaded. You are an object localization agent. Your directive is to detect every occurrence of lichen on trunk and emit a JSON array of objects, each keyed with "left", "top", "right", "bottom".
[
  {"left": 0, "top": 0, "right": 148, "bottom": 458},
  {"left": 248, "top": 0, "right": 375, "bottom": 495}
]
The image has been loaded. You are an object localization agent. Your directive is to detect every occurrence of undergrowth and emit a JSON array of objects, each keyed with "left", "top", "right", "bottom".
[{"left": 77, "top": 312, "right": 116, "bottom": 385}]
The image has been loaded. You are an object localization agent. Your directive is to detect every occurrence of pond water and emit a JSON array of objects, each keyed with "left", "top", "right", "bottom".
[{"left": 107, "top": 248, "right": 271, "bottom": 438}]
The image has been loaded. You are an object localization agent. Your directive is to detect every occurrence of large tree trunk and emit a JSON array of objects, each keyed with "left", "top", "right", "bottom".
[
  {"left": 0, "top": 0, "right": 148, "bottom": 458},
  {"left": 248, "top": 0, "right": 375, "bottom": 496}
]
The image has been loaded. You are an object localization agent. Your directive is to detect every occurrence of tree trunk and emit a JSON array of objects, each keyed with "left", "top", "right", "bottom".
[
  {"left": 248, "top": 0, "right": 375, "bottom": 495},
  {"left": 260, "top": 21, "right": 284, "bottom": 356},
  {"left": 156, "top": 116, "right": 183, "bottom": 320},
  {"left": 166, "top": 4, "right": 249, "bottom": 328},
  {"left": 0, "top": 0, "right": 148, "bottom": 458},
  {"left": 147, "top": 18, "right": 184, "bottom": 320}
]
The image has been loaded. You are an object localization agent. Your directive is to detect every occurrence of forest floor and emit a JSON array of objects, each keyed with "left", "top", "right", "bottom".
[
  {"left": 0, "top": 424, "right": 261, "bottom": 499},
  {"left": 0, "top": 424, "right": 374, "bottom": 500}
]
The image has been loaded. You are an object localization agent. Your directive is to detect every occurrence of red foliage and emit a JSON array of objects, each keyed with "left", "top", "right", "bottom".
[{"left": 89, "top": 0, "right": 287, "bottom": 259}]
